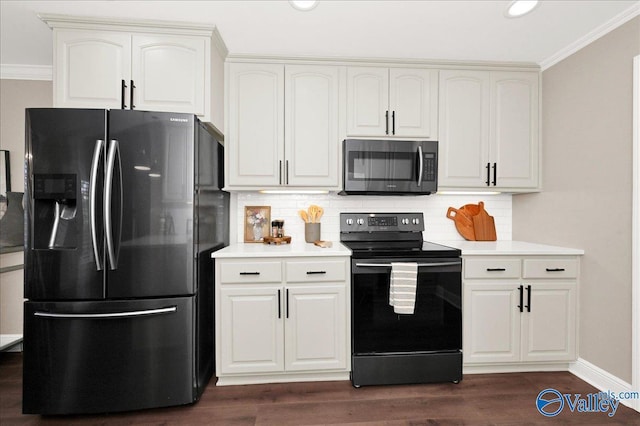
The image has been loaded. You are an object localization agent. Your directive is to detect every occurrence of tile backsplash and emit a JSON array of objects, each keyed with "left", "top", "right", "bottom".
[{"left": 232, "top": 192, "right": 512, "bottom": 244}]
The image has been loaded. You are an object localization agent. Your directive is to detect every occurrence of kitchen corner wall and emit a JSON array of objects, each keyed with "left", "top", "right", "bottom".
[
  {"left": 233, "top": 192, "right": 512, "bottom": 244},
  {"left": 513, "top": 17, "right": 640, "bottom": 384},
  {"left": 0, "top": 79, "right": 53, "bottom": 192},
  {"left": 0, "top": 78, "right": 52, "bottom": 336}
]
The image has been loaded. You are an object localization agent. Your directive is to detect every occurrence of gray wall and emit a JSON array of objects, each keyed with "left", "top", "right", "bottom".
[
  {"left": 0, "top": 78, "right": 52, "bottom": 334},
  {"left": 0, "top": 79, "right": 53, "bottom": 192},
  {"left": 513, "top": 17, "right": 640, "bottom": 383}
]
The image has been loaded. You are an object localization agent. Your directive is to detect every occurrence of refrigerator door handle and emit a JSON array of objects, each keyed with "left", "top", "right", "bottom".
[
  {"left": 90, "top": 139, "right": 104, "bottom": 271},
  {"left": 105, "top": 139, "right": 122, "bottom": 270},
  {"left": 33, "top": 306, "right": 177, "bottom": 319}
]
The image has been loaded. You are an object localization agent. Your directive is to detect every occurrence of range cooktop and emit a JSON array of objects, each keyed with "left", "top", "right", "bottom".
[{"left": 339, "top": 212, "right": 461, "bottom": 259}]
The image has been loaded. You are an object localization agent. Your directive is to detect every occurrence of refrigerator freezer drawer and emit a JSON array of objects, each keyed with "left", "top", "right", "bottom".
[{"left": 23, "top": 297, "right": 196, "bottom": 415}]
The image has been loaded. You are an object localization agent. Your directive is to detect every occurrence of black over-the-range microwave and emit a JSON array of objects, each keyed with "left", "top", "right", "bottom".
[{"left": 341, "top": 139, "right": 438, "bottom": 195}]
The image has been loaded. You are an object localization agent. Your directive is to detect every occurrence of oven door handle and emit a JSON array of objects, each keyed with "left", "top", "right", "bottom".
[{"left": 355, "top": 261, "right": 461, "bottom": 268}]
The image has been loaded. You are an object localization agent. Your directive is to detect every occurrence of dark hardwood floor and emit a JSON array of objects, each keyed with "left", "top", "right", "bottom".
[{"left": 2, "top": 353, "right": 639, "bottom": 425}]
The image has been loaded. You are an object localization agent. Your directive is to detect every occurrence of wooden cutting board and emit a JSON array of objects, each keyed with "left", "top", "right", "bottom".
[
  {"left": 446, "top": 206, "right": 476, "bottom": 241},
  {"left": 472, "top": 201, "right": 497, "bottom": 241}
]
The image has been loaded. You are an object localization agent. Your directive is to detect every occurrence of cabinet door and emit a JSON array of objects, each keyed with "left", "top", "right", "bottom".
[
  {"left": 389, "top": 68, "right": 438, "bottom": 139},
  {"left": 227, "top": 63, "right": 285, "bottom": 187},
  {"left": 438, "top": 70, "right": 491, "bottom": 188},
  {"left": 285, "top": 65, "right": 341, "bottom": 187},
  {"left": 219, "top": 287, "right": 284, "bottom": 374},
  {"left": 521, "top": 282, "right": 576, "bottom": 362},
  {"left": 463, "top": 282, "right": 521, "bottom": 364},
  {"left": 346, "top": 67, "right": 389, "bottom": 136},
  {"left": 131, "top": 35, "right": 207, "bottom": 115},
  {"left": 284, "top": 285, "right": 347, "bottom": 371},
  {"left": 491, "top": 72, "right": 539, "bottom": 189},
  {"left": 54, "top": 30, "right": 131, "bottom": 109}
]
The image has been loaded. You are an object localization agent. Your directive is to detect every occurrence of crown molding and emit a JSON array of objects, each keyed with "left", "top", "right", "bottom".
[
  {"left": 0, "top": 64, "right": 52, "bottom": 81},
  {"left": 226, "top": 53, "right": 540, "bottom": 71},
  {"left": 540, "top": 2, "right": 640, "bottom": 71},
  {"left": 39, "top": 13, "right": 220, "bottom": 38}
]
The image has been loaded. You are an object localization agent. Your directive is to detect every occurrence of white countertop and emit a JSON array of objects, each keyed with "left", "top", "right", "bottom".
[
  {"left": 434, "top": 240, "right": 584, "bottom": 256},
  {"left": 212, "top": 241, "right": 352, "bottom": 258}
]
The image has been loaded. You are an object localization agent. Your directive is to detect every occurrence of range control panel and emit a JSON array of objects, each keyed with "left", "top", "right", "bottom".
[{"left": 340, "top": 213, "right": 424, "bottom": 233}]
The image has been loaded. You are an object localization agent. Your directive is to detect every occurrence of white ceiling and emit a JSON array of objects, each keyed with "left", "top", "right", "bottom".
[{"left": 1, "top": 0, "right": 639, "bottom": 70}]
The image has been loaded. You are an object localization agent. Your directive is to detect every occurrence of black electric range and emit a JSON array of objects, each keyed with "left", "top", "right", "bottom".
[{"left": 340, "top": 212, "right": 463, "bottom": 387}]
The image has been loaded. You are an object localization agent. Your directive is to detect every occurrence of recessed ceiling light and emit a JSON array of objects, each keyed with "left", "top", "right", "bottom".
[
  {"left": 505, "top": 0, "right": 539, "bottom": 18},
  {"left": 289, "top": 0, "right": 319, "bottom": 12}
]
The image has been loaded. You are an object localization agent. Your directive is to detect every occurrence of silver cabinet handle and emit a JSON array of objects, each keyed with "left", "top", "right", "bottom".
[
  {"left": 90, "top": 139, "right": 104, "bottom": 271},
  {"left": 355, "top": 262, "right": 461, "bottom": 268},
  {"left": 105, "top": 140, "right": 121, "bottom": 270},
  {"left": 34, "top": 306, "right": 177, "bottom": 319}
]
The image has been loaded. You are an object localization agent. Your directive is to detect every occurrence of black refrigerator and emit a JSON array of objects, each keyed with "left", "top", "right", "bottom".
[{"left": 22, "top": 108, "right": 229, "bottom": 415}]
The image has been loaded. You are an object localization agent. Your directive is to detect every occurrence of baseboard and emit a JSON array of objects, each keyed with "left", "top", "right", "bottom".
[
  {"left": 569, "top": 358, "right": 638, "bottom": 412},
  {"left": 463, "top": 362, "right": 571, "bottom": 375},
  {"left": 216, "top": 371, "right": 350, "bottom": 386}
]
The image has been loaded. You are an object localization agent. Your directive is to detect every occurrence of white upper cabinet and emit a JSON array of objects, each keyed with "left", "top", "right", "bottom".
[
  {"left": 347, "top": 67, "right": 389, "bottom": 136},
  {"left": 131, "top": 35, "right": 206, "bottom": 115},
  {"left": 227, "top": 62, "right": 285, "bottom": 187},
  {"left": 490, "top": 72, "right": 539, "bottom": 189},
  {"left": 54, "top": 30, "right": 131, "bottom": 109},
  {"left": 226, "top": 62, "right": 342, "bottom": 190},
  {"left": 285, "top": 65, "right": 341, "bottom": 187},
  {"left": 347, "top": 67, "right": 438, "bottom": 139},
  {"left": 438, "top": 70, "right": 491, "bottom": 188},
  {"left": 43, "top": 15, "right": 226, "bottom": 129},
  {"left": 438, "top": 69, "right": 539, "bottom": 191}
]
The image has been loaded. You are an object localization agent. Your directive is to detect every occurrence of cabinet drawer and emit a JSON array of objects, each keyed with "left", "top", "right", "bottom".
[
  {"left": 219, "top": 261, "right": 282, "bottom": 283},
  {"left": 523, "top": 259, "right": 578, "bottom": 279},
  {"left": 286, "top": 260, "right": 347, "bottom": 283},
  {"left": 464, "top": 258, "right": 521, "bottom": 279}
]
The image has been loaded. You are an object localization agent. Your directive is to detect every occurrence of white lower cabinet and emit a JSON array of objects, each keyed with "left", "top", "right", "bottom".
[
  {"left": 215, "top": 257, "right": 350, "bottom": 384},
  {"left": 219, "top": 286, "right": 284, "bottom": 374},
  {"left": 285, "top": 285, "right": 346, "bottom": 371},
  {"left": 463, "top": 256, "right": 578, "bottom": 369},
  {"left": 521, "top": 282, "right": 576, "bottom": 362},
  {"left": 464, "top": 282, "right": 522, "bottom": 364}
]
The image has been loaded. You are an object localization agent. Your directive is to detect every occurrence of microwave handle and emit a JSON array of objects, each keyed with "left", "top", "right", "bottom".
[{"left": 416, "top": 145, "right": 424, "bottom": 187}]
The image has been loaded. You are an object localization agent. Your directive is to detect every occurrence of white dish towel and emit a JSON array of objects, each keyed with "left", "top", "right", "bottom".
[{"left": 389, "top": 262, "right": 418, "bottom": 314}]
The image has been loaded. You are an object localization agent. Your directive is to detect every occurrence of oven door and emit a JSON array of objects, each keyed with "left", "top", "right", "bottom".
[
  {"left": 351, "top": 257, "right": 461, "bottom": 355},
  {"left": 342, "top": 139, "right": 437, "bottom": 195}
]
